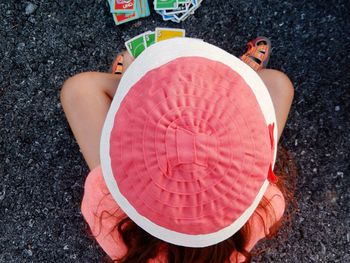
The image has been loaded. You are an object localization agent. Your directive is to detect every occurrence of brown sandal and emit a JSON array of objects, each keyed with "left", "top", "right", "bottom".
[
  {"left": 111, "top": 54, "right": 124, "bottom": 75},
  {"left": 241, "top": 37, "right": 271, "bottom": 71}
]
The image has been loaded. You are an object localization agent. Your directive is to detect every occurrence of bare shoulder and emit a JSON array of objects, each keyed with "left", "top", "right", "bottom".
[{"left": 265, "top": 184, "right": 286, "bottom": 223}]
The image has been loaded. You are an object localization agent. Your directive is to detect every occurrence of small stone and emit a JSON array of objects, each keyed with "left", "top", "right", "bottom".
[
  {"left": 63, "top": 245, "right": 69, "bottom": 250},
  {"left": 17, "top": 42, "right": 25, "bottom": 50},
  {"left": 42, "top": 208, "right": 49, "bottom": 215},
  {"left": 28, "top": 17, "right": 36, "bottom": 23},
  {"left": 337, "top": 171, "right": 344, "bottom": 177},
  {"left": 25, "top": 3, "right": 37, "bottom": 15},
  {"left": 335, "top": 106, "right": 340, "bottom": 111},
  {"left": 24, "top": 249, "right": 33, "bottom": 257},
  {"left": 0, "top": 186, "right": 5, "bottom": 201},
  {"left": 320, "top": 242, "right": 326, "bottom": 255}
]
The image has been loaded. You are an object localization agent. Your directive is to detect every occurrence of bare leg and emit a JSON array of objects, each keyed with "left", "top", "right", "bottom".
[
  {"left": 61, "top": 53, "right": 134, "bottom": 170},
  {"left": 61, "top": 72, "right": 120, "bottom": 170},
  {"left": 258, "top": 69, "right": 294, "bottom": 141}
]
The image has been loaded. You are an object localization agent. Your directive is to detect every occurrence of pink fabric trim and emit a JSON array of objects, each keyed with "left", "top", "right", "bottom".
[{"left": 81, "top": 166, "right": 285, "bottom": 262}]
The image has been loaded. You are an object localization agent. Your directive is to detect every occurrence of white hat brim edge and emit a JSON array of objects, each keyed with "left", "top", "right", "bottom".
[{"left": 100, "top": 38, "right": 277, "bottom": 247}]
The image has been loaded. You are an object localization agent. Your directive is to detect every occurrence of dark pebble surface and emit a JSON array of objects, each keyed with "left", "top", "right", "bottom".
[{"left": 0, "top": 0, "right": 349, "bottom": 262}]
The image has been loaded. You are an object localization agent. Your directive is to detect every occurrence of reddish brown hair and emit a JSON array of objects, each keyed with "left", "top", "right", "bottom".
[{"left": 96, "top": 146, "right": 297, "bottom": 263}]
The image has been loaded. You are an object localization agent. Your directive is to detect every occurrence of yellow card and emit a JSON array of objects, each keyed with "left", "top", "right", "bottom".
[{"left": 155, "top": 28, "right": 186, "bottom": 42}]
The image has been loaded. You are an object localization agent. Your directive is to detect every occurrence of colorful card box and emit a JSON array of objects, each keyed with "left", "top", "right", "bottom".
[{"left": 108, "top": 0, "right": 150, "bottom": 25}]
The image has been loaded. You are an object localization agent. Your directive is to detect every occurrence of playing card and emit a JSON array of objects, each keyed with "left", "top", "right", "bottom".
[
  {"left": 125, "top": 33, "right": 147, "bottom": 58},
  {"left": 155, "top": 0, "right": 203, "bottom": 22},
  {"left": 173, "top": 0, "right": 200, "bottom": 22},
  {"left": 161, "top": 13, "right": 176, "bottom": 21},
  {"left": 155, "top": 28, "right": 186, "bottom": 42},
  {"left": 174, "top": 11, "right": 190, "bottom": 22},
  {"left": 111, "top": 0, "right": 136, "bottom": 13},
  {"left": 113, "top": 12, "right": 139, "bottom": 25},
  {"left": 163, "top": 3, "right": 190, "bottom": 15},
  {"left": 154, "top": 0, "right": 178, "bottom": 10},
  {"left": 144, "top": 31, "right": 156, "bottom": 47}
]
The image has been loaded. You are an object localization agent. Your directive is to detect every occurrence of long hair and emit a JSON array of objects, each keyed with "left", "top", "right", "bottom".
[{"left": 97, "top": 145, "right": 297, "bottom": 263}]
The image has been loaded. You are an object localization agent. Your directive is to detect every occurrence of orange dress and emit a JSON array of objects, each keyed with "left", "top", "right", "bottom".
[{"left": 81, "top": 166, "right": 285, "bottom": 262}]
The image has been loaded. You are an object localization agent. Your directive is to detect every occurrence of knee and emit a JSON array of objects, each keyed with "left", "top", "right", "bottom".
[
  {"left": 272, "top": 70, "right": 294, "bottom": 99},
  {"left": 60, "top": 72, "right": 95, "bottom": 105},
  {"left": 260, "top": 69, "right": 294, "bottom": 101}
]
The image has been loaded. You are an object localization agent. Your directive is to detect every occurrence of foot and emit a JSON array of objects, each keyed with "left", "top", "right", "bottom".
[
  {"left": 111, "top": 51, "right": 134, "bottom": 75},
  {"left": 241, "top": 37, "right": 271, "bottom": 72}
]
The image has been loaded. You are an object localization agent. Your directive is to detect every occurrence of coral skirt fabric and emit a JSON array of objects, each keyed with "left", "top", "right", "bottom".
[{"left": 81, "top": 165, "right": 285, "bottom": 262}]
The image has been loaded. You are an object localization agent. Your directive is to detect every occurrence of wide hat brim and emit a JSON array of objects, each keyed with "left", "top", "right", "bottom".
[{"left": 100, "top": 38, "right": 277, "bottom": 247}]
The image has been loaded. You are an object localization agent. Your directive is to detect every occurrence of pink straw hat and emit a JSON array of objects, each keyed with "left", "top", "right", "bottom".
[{"left": 100, "top": 38, "right": 278, "bottom": 248}]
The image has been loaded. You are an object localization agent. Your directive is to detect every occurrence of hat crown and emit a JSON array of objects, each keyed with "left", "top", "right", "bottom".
[
  {"left": 166, "top": 125, "right": 216, "bottom": 174},
  {"left": 101, "top": 37, "right": 277, "bottom": 247}
]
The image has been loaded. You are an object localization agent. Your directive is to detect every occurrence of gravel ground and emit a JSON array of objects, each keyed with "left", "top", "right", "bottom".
[{"left": 1, "top": 0, "right": 349, "bottom": 262}]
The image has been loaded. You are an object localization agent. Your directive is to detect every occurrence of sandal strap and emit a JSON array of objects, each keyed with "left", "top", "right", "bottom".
[
  {"left": 114, "top": 65, "right": 123, "bottom": 75},
  {"left": 244, "top": 45, "right": 268, "bottom": 57},
  {"left": 252, "top": 50, "right": 266, "bottom": 60},
  {"left": 112, "top": 54, "right": 124, "bottom": 74},
  {"left": 241, "top": 54, "right": 260, "bottom": 71}
]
